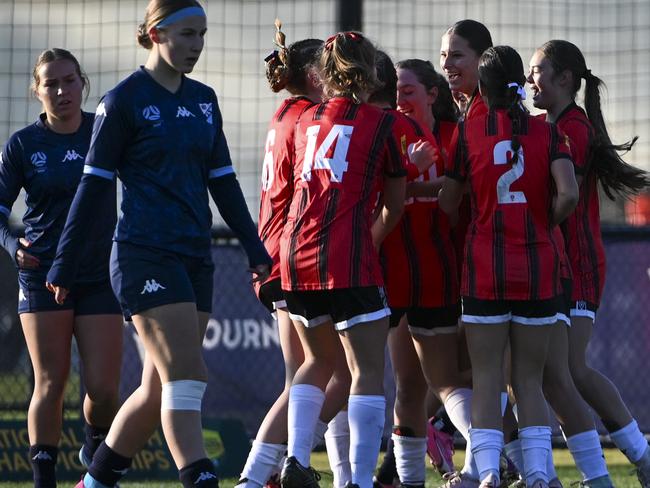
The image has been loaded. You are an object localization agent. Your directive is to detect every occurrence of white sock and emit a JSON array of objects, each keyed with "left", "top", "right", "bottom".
[
  {"left": 504, "top": 439, "right": 525, "bottom": 474},
  {"left": 325, "top": 410, "right": 351, "bottom": 488},
  {"left": 609, "top": 420, "right": 648, "bottom": 463},
  {"left": 519, "top": 426, "right": 552, "bottom": 484},
  {"left": 287, "top": 384, "right": 325, "bottom": 467},
  {"left": 566, "top": 430, "right": 609, "bottom": 481},
  {"left": 348, "top": 395, "right": 385, "bottom": 488},
  {"left": 239, "top": 440, "right": 286, "bottom": 486},
  {"left": 392, "top": 434, "right": 426, "bottom": 485},
  {"left": 546, "top": 447, "right": 558, "bottom": 481},
  {"left": 469, "top": 428, "right": 503, "bottom": 483},
  {"left": 461, "top": 436, "right": 480, "bottom": 480},
  {"left": 444, "top": 388, "right": 473, "bottom": 441},
  {"left": 312, "top": 419, "right": 328, "bottom": 450}
]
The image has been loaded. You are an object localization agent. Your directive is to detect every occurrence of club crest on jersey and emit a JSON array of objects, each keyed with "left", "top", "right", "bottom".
[
  {"left": 176, "top": 106, "right": 196, "bottom": 118},
  {"left": 30, "top": 152, "right": 47, "bottom": 173},
  {"left": 95, "top": 102, "right": 107, "bottom": 117},
  {"left": 62, "top": 149, "right": 84, "bottom": 163},
  {"left": 199, "top": 103, "right": 213, "bottom": 124},
  {"left": 142, "top": 105, "right": 161, "bottom": 121}
]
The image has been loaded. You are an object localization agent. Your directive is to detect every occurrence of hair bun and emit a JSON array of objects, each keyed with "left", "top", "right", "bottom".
[{"left": 137, "top": 22, "right": 153, "bottom": 49}]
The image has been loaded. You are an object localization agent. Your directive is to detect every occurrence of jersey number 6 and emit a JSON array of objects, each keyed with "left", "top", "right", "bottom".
[
  {"left": 301, "top": 124, "right": 353, "bottom": 183},
  {"left": 494, "top": 140, "right": 527, "bottom": 204}
]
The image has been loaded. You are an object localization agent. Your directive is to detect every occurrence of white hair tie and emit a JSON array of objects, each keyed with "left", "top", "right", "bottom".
[{"left": 507, "top": 82, "right": 526, "bottom": 100}]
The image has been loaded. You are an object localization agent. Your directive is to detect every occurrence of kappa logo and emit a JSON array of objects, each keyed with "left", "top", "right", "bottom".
[
  {"left": 576, "top": 300, "right": 587, "bottom": 311},
  {"left": 199, "top": 102, "right": 213, "bottom": 124},
  {"left": 140, "top": 279, "right": 166, "bottom": 294},
  {"left": 62, "top": 149, "right": 84, "bottom": 163},
  {"left": 143, "top": 105, "right": 161, "bottom": 121},
  {"left": 32, "top": 451, "right": 53, "bottom": 461},
  {"left": 30, "top": 152, "right": 47, "bottom": 172},
  {"left": 95, "top": 102, "right": 107, "bottom": 117},
  {"left": 194, "top": 471, "right": 218, "bottom": 484},
  {"left": 112, "top": 467, "right": 129, "bottom": 475},
  {"left": 176, "top": 106, "right": 196, "bottom": 118}
]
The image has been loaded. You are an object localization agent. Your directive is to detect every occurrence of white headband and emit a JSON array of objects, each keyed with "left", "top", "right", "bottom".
[{"left": 507, "top": 82, "right": 526, "bottom": 100}]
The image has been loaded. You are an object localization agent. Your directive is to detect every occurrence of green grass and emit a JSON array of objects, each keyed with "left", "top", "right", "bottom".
[{"left": 0, "top": 448, "right": 641, "bottom": 487}]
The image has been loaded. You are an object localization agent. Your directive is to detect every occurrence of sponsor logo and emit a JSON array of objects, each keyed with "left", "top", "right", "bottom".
[
  {"left": 30, "top": 152, "right": 47, "bottom": 172},
  {"left": 194, "top": 471, "right": 218, "bottom": 484},
  {"left": 199, "top": 102, "right": 213, "bottom": 124},
  {"left": 143, "top": 105, "right": 161, "bottom": 121},
  {"left": 176, "top": 106, "right": 196, "bottom": 118},
  {"left": 61, "top": 149, "right": 84, "bottom": 163},
  {"left": 32, "top": 451, "right": 53, "bottom": 461},
  {"left": 140, "top": 279, "right": 167, "bottom": 294},
  {"left": 95, "top": 102, "right": 107, "bottom": 117}
]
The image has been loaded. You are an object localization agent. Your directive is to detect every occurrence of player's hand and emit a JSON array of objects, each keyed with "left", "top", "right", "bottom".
[
  {"left": 45, "top": 282, "right": 69, "bottom": 304},
  {"left": 15, "top": 238, "right": 40, "bottom": 269},
  {"left": 409, "top": 140, "right": 437, "bottom": 174},
  {"left": 249, "top": 263, "right": 270, "bottom": 284}
]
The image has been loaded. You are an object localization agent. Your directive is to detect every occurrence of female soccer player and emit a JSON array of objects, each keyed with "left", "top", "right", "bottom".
[
  {"left": 237, "top": 24, "right": 351, "bottom": 488},
  {"left": 279, "top": 31, "right": 406, "bottom": 488},
  {"left": 0, "top": 48, "right": 122, "bottom": 488},
  {"left": 46, "top": 2, "right": 271, "bottom": 487},
  {"left": 439, "top": 45, "right": 579, "bottom": 488},
  {"left": 528, "top": 39, "right": 650, "bottom": 487}
]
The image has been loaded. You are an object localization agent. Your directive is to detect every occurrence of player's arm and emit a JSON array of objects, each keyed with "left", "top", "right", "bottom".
[
  {"left": 439, "top": 124, "right": 467, "bottom": 223},
  {"left": 47, "top": 95, "right": 125, "bottom": 302},
  {"left": 549, "top": 125, "right": 579, "bottom": 225},
  {"left": 206, "top": 97, "right": 271, "bottom": 281}
]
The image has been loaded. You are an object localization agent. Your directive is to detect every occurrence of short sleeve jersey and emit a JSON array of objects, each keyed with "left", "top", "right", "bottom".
[
  {"left": 446, "top": 109, "right": 572, "bottom": 300},
  {"left": 0, "top": 112, "right": 115, "bottom": 282},
  {"left": 381, "top": 113, "right": 458, "bottom": 308},
  {"left": 556, "top": 103, "right": 606, "bottom": 304},
  {"left": 84, "top": 67, "right": 233, "bottom": 258},
  {"left": 280, "top": 97, "right": 407, "bottom": 291},
  {"left": 258, "top": 97, "right": 315, "bottom": 285}
]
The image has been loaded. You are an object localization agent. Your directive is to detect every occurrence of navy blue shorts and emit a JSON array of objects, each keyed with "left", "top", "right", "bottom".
[
  {"left": 110, "top": 241, "right": 214, "bottom": 319},
  {"left": 258, "top": 279, "right": 287, "bottom": 314},
  {"left": 18, "top": 270, "right": 121, "bottom": 316}
]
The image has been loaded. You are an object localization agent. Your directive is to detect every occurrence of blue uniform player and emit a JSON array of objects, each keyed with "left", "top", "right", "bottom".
[
  {"left": 0, "top": 48, "right": 123, "bottom": 488},
  {"left": 46, "top": 2, "right": 271, "bottom": 488}
]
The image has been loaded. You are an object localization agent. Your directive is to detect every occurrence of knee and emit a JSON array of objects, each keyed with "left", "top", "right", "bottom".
[
  {"left": 85, "top": 378, "right": 119, "bottom": 407},
  {"left": 33, "top": 372, "right": 67, "bottom": 403},
  {"left": 395, "top": 379, "right": 427, "bottom": 408}
]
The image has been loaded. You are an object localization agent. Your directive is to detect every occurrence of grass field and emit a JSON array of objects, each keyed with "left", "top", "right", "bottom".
[{"left": 0, "top": 448, "right": 641, "bottom": 487}]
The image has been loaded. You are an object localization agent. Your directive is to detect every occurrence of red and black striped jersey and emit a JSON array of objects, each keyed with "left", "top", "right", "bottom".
[
  {"left": 446, "top": 108, "right": 572, "bottom": 300},
  {"left": 464, "top": 91, "right": 488, "bottom": 121},
  {"left": 257, "top": 97, "right": 314, "bottom": 288},
  {"left": 556, "top": 103, "right": 606, "bottom": 304},
  {"left": 381, "top": 115, "right": 459, "bottom": 307},
  {"left": 280, "top": 97, "right": 407, "bottom": 291}
]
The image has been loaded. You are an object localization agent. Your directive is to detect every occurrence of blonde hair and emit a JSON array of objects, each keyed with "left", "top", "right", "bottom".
[
  {"left": 320, "top": 31, "right": 381, "bottom": 102},
  {"left": 31, "top": 48, "right": 89, "bottom": 100},
  {"left": 137, "top": 0, "right": 202, "bottom": 49}
]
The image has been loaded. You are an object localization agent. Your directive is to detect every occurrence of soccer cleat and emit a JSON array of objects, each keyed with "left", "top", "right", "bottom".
[
  {"left": 74, "top": 481, "right": 85, "bottom": 488},
  {"left": 506, "top": 479, "right": 525, "bottom": 488},
  {"left": 574, "top": 475, "right": 614, "bottom": 488},
  {"left": 280, "top": 456, "right": 321, "bottom": 488},
  {"left": 527, "top": 479, "right": 549, "bottom": 488},
  {"left": 479, "top": 473, "right": 500, "bottom": 488},
  {"left": 498, "top": 453, "right": 521, "bottom": 488},
  {"left": 636, "top": 445, "right": 650, "bottom": 488},
  {"left": 265, "top": 473, "right": 282, "bottom": 488},
  {"left": 79, "top": 446, "right": 91, "bottom": 468},
  {"left": 374, "top": 476, "right": 399, "bottom": 488},
  {"left": 398, "top": 483, "right": 425, "bottom": 488},
  {"left": 440, "top": 471, "right": 480, "bottom": 488},
  {"left": 427, "top": 418, "right": 456, "bottom": 475}
]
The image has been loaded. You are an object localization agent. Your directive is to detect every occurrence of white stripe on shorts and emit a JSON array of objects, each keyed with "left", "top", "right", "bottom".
[
  {"left": 556, "top": 313, "right": 571, "bottom": 327},
  {"left": 288, "top": 312, "right": 331, "bottom": 328},
  {"left": 462, "top": 313, "right": 511, "bottom": 324},
  {"left": 334, "top": 306, "right": 391, "bottom": 331},
  {"left": 569, "top": 308, "right": 596, "bottom": 320},
  {"left": 511, "top": 315, "right": 558, "bottom": 326}
]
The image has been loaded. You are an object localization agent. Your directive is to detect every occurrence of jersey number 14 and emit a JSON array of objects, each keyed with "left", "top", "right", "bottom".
[{"left": 301, "top": 124, "right": 353, "bottom": 182}]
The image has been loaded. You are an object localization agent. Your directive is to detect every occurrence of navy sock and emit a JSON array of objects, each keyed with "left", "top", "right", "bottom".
[
  {"left": 433, "top": 407, "right": 458, "bottom": 436},
  {"left": 83, "top": 423, "right": 110, "bottom": 463},
  {"left": 29, "top": 444, "right": 58, "bottom": 488},
  {"left": 179, "top": 458, "right": 219, "bottom": 488},
  {"left": 88, "top": 442, "right": 132, "bottom": 486}
]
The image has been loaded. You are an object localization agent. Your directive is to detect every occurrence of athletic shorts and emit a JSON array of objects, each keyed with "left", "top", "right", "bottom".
[
  {"left": 258, "top": 279, "right": 287, "bottom": 314},
  {"left": 18, "top": 270, "right": 121, "bottom": 316},
  {"left": 389, "top": 303, "right": 460, "bottom": 336},
  {"left": 110, "top": 241, "right": 214, "bottom": 319},
  {"left": 461, "top": 295, "right": 563, "bottom": 326},
  {"left": 557, "top": 278, "right": 572, "bottom": 326},
  {"left": 283, "top": 286, "right": 390, "bottom": 331}
]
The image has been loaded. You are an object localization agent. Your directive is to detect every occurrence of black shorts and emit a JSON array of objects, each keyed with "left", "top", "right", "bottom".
[
  {"left": 258, "top": 279, "right": 287, "bottom": 314},
  {"left": 389, "top": 304, "right": 460, "bottom": 335},
  {"left": 557, "top": 278, "right": 572, "bottom": 326},
  {"left": 461, "top": 295, "right": 563, "bottom": 326},
  {"left": 283, "top": 286, "right": 390, "bottom": 330}
]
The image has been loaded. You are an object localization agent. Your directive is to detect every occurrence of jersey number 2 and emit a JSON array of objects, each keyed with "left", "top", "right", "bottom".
[
  {"left": 493, "top": 140, "right": 526, "bottom": 204},
  {"left": 301, "top": 124, "right": 353, "bottom": 182}
]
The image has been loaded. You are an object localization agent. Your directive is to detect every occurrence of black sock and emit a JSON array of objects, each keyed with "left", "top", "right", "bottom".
[
  {"left": 83, "top": 423, "right": 110, "bottom": 463},
  {"left": 179, "top": 458, "right": 219, "bottom": 488},
  {"left": 29, "top": 444, "right": 58, "bottom": 488},
  {"left": 88, "top": 442, "right": 132, "bottom": 487},
  {"left": 432, "top": 407, "right": 457, "bottom": 436},
  {"left": 376, "top": 436, "right": 398, "bottom": 484}
]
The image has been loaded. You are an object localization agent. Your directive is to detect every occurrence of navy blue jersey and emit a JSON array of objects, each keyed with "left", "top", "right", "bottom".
[
  {"left": 0, "top": 112, "right": 115, "bottom": 282},
  {"left": 84, "top": 67, "right": 233, "bottom": 257}
]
